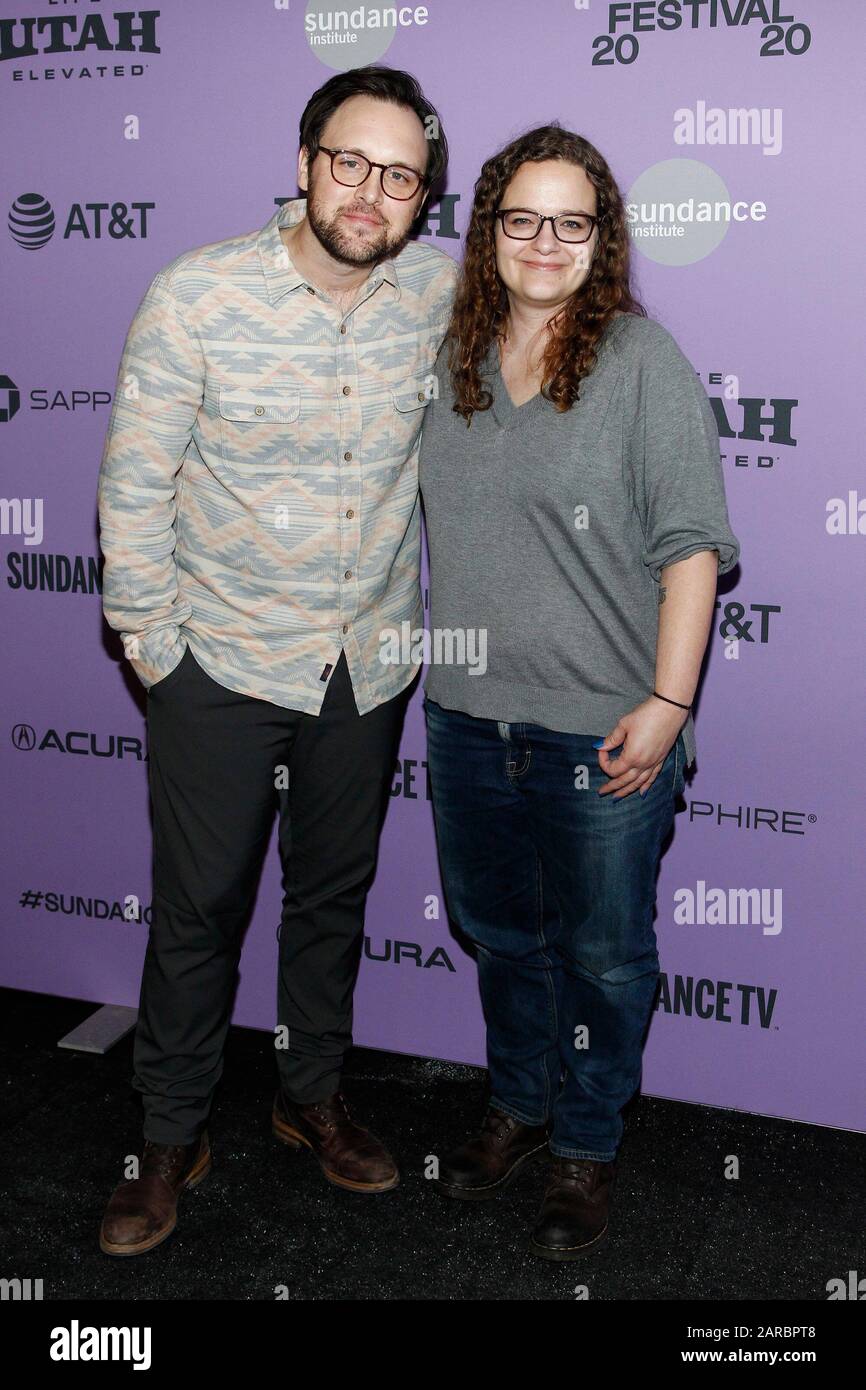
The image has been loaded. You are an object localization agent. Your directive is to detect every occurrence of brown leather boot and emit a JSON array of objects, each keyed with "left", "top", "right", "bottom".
[
  {"left": 529, "top": 1156, "right": 616, "bottom": 1260},
  {"left": 434, "top": 1106, "right": 549, "bottom": 1200},
  {"left": 99, "top": 1132, "right": 211, "bottom": 1257},
  {"left": 272, "top": 1088, "right": 399, "bottom": 1193}
]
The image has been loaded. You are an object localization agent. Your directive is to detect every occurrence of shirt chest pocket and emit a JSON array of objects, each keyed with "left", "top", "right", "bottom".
[
  {"left": 218, "top": 385, "right": 302, "bottom": 475},
  {"left": 388, "top": 380, "right": 432, "bottom": 460}
]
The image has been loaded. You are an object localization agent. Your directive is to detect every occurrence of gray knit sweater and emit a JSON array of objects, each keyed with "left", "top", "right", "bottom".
[{"left": 418, "top": 312, "right": 740, "bottom": 768}]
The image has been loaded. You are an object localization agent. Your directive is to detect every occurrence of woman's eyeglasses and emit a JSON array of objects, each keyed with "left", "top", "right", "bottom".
[{"left": 495, "top": 209, "right": 599, "bottom": 243}]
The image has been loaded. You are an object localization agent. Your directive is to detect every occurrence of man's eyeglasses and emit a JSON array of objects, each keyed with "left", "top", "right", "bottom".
[
  {"left": 318, "top": 146, "right": 425, "bottom": 201},
  {"left": 495, "top": 209, "right": 599, "bottom": 244}
]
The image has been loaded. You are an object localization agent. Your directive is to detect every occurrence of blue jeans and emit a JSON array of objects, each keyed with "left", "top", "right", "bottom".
[{"left": 424, "top": 697, "right": 686, "bottom": 1162}]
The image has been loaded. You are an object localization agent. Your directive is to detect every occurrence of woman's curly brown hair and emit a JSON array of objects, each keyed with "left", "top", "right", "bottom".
[{"left": 447, "top": 123, "right": 645, "bottom": 423}]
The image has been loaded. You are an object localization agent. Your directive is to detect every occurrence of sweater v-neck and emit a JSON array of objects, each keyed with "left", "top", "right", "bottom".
[
  {"left": 486, "top": 343, "right": 547, "bottom": 430},
  {"left": 485, "top": 314, "right": 630, "bottom": 429}
]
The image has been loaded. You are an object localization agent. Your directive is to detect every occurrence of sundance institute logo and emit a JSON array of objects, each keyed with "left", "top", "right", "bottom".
[
  {"left": 626, "top": 159, "right": 766, "bottom": 267},
  {"left": 304, "top": 0, "right": 430, "bottom": 71}
]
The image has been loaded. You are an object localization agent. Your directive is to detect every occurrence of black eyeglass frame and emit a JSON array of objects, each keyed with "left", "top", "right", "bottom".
[
  {"left": 494, "top": 208, "right": 601, "bottom": 244},
  {"left": 317, "top": 145, "right": 427, "bottom": 201}
]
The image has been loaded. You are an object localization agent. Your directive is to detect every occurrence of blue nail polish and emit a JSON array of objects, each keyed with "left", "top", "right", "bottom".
[
  {"left": 639, "top": 789, "right": 646, "bottom": 797},
  {"left": 592, "top": 738, "right": 605, "bottom": 749}
]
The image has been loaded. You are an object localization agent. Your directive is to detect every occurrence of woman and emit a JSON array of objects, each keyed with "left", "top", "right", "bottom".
[{"left": 418, "top": 124, "right": 740, "bottom": 1261}]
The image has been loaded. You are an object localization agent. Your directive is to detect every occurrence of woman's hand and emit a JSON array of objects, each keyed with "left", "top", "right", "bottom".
[{"left": 594, "top": 698, "right": 687, "bottom": 800}]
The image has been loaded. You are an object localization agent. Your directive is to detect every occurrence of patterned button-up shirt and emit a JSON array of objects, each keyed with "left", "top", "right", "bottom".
[{"left": 97, "top": 197, "right": 459, "bottom": 713}]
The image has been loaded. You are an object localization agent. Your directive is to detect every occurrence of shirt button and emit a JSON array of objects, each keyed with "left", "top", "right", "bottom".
[
  {"left": 254, "top": 405, "right": 265, "bottom": 415},
  {"left": 340, "top": 324, "right": 347, "bottom": 334},
  {"left": 417, "top": 391, "right": 425, "bottom": 401},
  {"left": 344, "top": 451, "right": 352, "bottom": 461},
  {"left": 344, "top": 570, "right": 352, "bottom": 579},
  {"left": 342, "top": 385, "right": 351, "bottom": 396},
  {"left": 342, "top": 624, "right": 349, "bottom": 634},
  {"left": 306, "top": 286, "right": 315, "bottom": 295},
  {"left": 346, "top": 508, "right": 354, "bottom": 518}
]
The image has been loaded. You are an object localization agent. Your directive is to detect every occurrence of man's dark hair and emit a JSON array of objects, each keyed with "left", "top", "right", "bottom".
[{"left": 298, "top": 64, "right": 448, "bottom": 189}]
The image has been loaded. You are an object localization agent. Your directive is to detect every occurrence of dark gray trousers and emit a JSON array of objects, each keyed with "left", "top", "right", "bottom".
[{"left": 134, "top": 644, "right": 412, "bottom": 1145}]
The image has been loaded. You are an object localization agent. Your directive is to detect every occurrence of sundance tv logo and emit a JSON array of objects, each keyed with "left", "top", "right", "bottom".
[{"left": 656, "top": 973, "right": 777, "bottom": 1028}]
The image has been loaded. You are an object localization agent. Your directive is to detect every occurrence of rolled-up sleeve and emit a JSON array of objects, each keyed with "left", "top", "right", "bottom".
[
  {"left": 97, "top": 269, "right": 204, "bottom": 688},
  {"left": 629, "top": 322, "right": 740, "bottom": 584}
]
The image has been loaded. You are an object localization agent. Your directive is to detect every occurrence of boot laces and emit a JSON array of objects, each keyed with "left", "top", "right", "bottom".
[
  {"left": 553, "top": 1158, "right": 598, "bottom": 1193},
  {"left": 482, "top": 1108, "right": 517, "bottom": 1143},
  {"left": 309, "top": 1091, "right": 352, "bottom": 1133}
]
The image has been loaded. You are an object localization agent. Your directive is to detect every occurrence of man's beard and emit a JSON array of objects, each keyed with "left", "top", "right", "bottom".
[{"left": 305, "top": 183, "right": 412, "bottom": 267}]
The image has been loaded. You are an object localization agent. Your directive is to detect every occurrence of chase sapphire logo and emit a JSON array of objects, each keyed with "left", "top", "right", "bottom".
[
  {"left": 9, "top": 193, "right": 55, "bottom": 249},
  {"left": 0, "top": 375, "right": 21, "bottom": 422}
]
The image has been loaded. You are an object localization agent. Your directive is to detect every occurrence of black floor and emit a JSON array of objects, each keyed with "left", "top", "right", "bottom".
[{"left": 1, "top": 986, "right": 863, "bottom": 1302}]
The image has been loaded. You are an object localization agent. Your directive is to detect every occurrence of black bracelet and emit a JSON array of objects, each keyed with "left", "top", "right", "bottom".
[{"left": 652, "top": 690, "right": 691, "bottom": 711}]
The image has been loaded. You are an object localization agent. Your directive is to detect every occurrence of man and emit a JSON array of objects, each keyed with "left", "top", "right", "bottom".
[{"left": 97, "top": 65, "right": 457, "bottom": 1256}]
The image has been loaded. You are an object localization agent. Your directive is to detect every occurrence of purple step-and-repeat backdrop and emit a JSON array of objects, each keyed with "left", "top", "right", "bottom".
[{"left": 2, "top": 1, "right": 863, "bottom": 1133}]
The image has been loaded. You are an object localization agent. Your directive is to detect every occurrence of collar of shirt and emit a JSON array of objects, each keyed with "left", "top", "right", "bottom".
[{"left": 257, "top": 196, "right": 401, "bottom": 309}]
